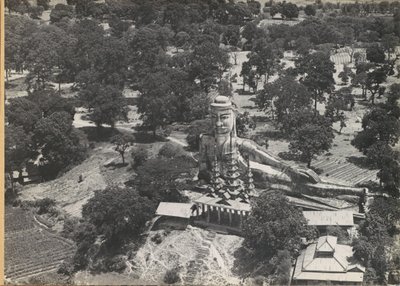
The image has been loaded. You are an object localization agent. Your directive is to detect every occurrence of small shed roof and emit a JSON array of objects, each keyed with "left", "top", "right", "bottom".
[
  {"left": 155, "top": 202, "right": 193, "bottom": 219},
  {"left": 303, "top": 211, "right": 354, "bottom": 226}
]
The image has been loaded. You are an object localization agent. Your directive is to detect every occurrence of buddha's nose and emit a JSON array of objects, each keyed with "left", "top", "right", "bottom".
[{"left": 216, "top": 120, "right": 222, "bottom": 127}]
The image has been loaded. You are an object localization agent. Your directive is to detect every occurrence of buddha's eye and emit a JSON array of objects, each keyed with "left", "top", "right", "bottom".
[{"left": 221, "top": 115, "right": 230, "bottom": 120}]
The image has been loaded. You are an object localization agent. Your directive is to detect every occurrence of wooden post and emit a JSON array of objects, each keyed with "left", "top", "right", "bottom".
[
  {"left": 202, "top": 204, "right": 205, "bottom": 218},
  {"left": 240, "top": 211, "right": 243, "bottom": 227},
  {"left": 228, "top": 209, "right": 232, "bottom": 226},
  {"left": 217, "top": 207, "right": 221, "bottom": 224},
  {"left": 196, "top": 204, "right": 199, "bottom": 217},
  {"left": 207, "top": 205, "right": 210, "bottom": 223}
]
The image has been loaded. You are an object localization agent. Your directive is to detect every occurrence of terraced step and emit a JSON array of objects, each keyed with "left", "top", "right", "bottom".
[
  {"left": 6, "top": 248, "right": 75, "bottom": 273},
  {"left": 7, "top": 260, "right": 66, "bottom": 280}
]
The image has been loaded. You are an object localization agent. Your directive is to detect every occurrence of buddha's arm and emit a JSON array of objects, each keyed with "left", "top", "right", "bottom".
[{"left": 237, "top": 138, "right": 321, "bottom": 183}]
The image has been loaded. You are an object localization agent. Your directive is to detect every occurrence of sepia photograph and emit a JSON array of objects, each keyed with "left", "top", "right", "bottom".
[{"left": 3, "top": 0, "right": 400, "bottom": 285}]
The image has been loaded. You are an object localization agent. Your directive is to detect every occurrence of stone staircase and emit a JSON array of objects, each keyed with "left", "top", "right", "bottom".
[{"left": 185, "top": 231, "right": 216, "bottom": 284}]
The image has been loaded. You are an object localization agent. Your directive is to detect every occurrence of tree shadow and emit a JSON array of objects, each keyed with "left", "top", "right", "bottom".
[
  {"left": 80, "top": 126, "right": 121, "bottom": 142},
  {"left": 236, "top": 89, "right": 254, "bottom": 95},
  {"left": 346, "top": 156, "right": 376, "bottom": 170},
  {"left": 134, "top": 132, "right": 168, "bottom": 144},
  {"left": 278, "top": 151, "right": 301, "bottom": 162},
  {"left": 232, "top": 247, "right": 271, "bottom": 279}
]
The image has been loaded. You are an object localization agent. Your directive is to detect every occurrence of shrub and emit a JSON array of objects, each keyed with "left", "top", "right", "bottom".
[
  {"left": 326, "top": 226, "right": 349, "bottom": 243},
  {"left": 36, "top": 198, "right": 56, "bottom": 215},
  {"left": 61, "top": 217, "right": 79, "bottom": 239},
  {"left": 106, "top": 255, "right": 127, "bottom": 273},
  {"left": 163, "top": 268, "right": 180, "bottom": 284},
  {"left": 58, "top": 259, "right": 74, "bottom": 276},
  {"left": 158, "top": 142, "right": 186, "bottom": 158},
  {"left": 131, "top": 147, "right": 149, "bottom": 169},
  {"left": 151, "top": 233, "right": 163, "bottom": 244}
]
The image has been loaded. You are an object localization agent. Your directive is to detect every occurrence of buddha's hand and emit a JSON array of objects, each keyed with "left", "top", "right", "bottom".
[{"left": 287, "top": 166, "right": 320, "bottom": 184}]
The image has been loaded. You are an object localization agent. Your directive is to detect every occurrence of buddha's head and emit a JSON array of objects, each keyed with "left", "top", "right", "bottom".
[{"left": 210, "top": 96, "right": 236, "bottom": 136}]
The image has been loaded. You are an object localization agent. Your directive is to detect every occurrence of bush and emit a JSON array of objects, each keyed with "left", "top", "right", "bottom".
[
  {"left": 61, "top": 217, "right": 79, "bottom": 239},
  {"left": 36, "top": 198, "right": 56, "bottom": 215},
  {"left": 326, "top": 226, "right": 349, "bottom": 243},
  {"left": 163, "top": 268, "right": 180, "bottom": 284},
  {"left": 151, "top": 233, "right": 163, "bottom": 244},
  {"left": 105, "top": 255, "right": 127, "bottom": 273},
  {"left": 131, "top": 147, "right": 149, "bottom": 169},
  {"left": 58, "top": 259, "right": 74, "bottom": 276},
  {"left": 158, "top": 142, "right": 186, "bottom": 158}
]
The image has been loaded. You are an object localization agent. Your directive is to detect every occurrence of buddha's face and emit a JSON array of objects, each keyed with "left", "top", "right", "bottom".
[{"left": 211, "top": 108, "right": 234, "bottom": 135}]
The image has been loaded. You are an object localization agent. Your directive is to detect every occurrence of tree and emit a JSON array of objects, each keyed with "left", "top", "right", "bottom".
[
  {"left": 281, "top": 2, "right": 299, "bottom": 19},
  {"left": 222, "top": 25, "right": 240, "bottom": 47},
  {"left": 5, "top": 125, "right": 33, "bottom": 183},
  {"left": 32, "top": 111, "right": 87, "bottom": 179},
  {"left": 366, "top": 67, "right": 387, "bottom": 104},
  {"left": 338, "top": 64, "right": 353, "bottom": 85},
  {"left": 352, "top": 62, "right": 374, "bottom": 100},
  {"left": 29, "top": 90, "right": 75, "bottom": 119},
  {"left": 79, "top": 84, "right": 128, "bottom": 128},
  {"left": 247, "top": 40, "right": 283, "bottom": 84},
  {"left": 188, "top": 39, "right": 230, "bottom": 92},
  {"left": 366, "top": 44, "right": 386, "bottom": 64},
  {"left": 137, "top": 68, "right": 203, "bottom": 134},
  {"left": 242, "top": 191, "right": 317, "bottom": 260},
  {"left": 5, "top": 0, "right": 30, "bottom": 14},
  {"left": 24, "top": 25, "right": 74, "bottom": 92},
  {"left": 37, "top": 0, "right": 50, "bottom": 10},
  {"left": 5, "top": 15, "right": 38, "bottom": 82},
  {"left": 304, "top": 4, "right": 316, "bottom": 16},
  {"left": 324, "top": 87, "right": 354, "bottom": 123},
  {"left": 111, "top": 134, "right": 134, "bottom": 165},
  {"left": 50, "top": 4, "right": 74, "bottom": 23},
  {"left": 133, "top": 157, "right": 194, "bottom": 202},
  {"left": 6, "top": 97, "right": 42, "bottom": 132},
  {"left": 382, "top": 34, "right": 399, "bottom": 60},
  {"left": 296, "top": 52, "right": 336, "bottom": 111},
  {"left": 174, "top": 31, "right": 190, "bottom": 51},
  {"left": 288, "top": 110, "right": 334, "bottom": 167},
  {"left": 82, "top": 187, "right": 155, "bottom": 246},
  {"left": 256, "top": 76, "right": 312, "bottom": 122},
  {"left": 352, "top": 106, "right": 400, "bottom": 154},
  {"left": 352, "top": 236, "right": 374, "bottom": 264}
]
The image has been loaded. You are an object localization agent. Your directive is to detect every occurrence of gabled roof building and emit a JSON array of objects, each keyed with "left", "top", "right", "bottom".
[{"left": 293, "top": 235, "right": 365, "bottom": 285}]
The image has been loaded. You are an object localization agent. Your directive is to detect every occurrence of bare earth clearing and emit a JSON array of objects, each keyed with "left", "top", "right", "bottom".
[{"left": 74, "top": 226, "right": 243, "bottom": 285}]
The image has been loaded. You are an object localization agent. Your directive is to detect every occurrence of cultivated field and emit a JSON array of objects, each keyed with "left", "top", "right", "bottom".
[{"left": 5, "top": 206, "right": 76, "bottom": 282}]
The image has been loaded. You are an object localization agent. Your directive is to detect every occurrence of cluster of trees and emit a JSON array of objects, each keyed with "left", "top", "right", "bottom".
[
  {"left": 5, "top": 91, "right": 86, "bottom": 180},
  {"left": 352, "top": 83, "right": 400, "bottom": 198},
  {"left": 341, "top": 1, "right": 400, "bottom": 16},
  {"left": 352, "top": 197, "right": 400, "bottom": 283},
  {"left": 254, "top": 51, "right": 337, "bottom": 167}
]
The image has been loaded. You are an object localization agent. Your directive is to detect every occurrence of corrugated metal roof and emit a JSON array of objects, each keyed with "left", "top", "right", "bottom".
[
  {"left": 303, "top": 211, "right": 354, "bottom": 226},
  {"left": 155, "top": 202, "right": 193, "bottom": 219}
]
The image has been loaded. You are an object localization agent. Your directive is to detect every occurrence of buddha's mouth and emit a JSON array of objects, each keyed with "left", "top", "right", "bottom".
[{"left": 215, "top": 127, "right": 230, "bottom": 133}]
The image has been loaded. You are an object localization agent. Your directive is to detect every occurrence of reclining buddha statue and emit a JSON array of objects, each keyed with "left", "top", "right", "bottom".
[{"left": 198, "top": 96, "right": 365, "bottom": 196}]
